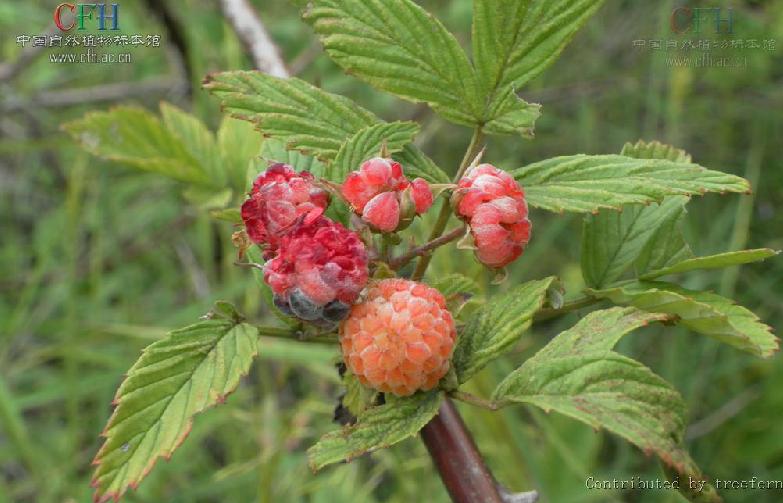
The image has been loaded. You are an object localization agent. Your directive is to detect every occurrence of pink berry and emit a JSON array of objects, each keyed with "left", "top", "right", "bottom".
[
  {"left": 264, "top": 218, "right": 369, "bottom": 322},
  {"left": 341, "top": 158, "right": 433, "bottom": 232},
  {"left": 453, "top": 164, "right": 531, "bottom": 268},
  {"left": 241, "top": 163, "right": 330, "bottom": 250}
]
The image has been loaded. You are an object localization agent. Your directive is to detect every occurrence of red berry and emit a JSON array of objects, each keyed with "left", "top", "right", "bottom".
[
  {"left": 341, "top": 158, "right": 433, "bottom": 232},
  {"left": 340, "top": 279, "right": 456, "bottom": 396},
  {"left": 453, "top": 164, "right": 531, "bottom": 268},
  {"left": 241, "top": 163, "right": 330, "bottom": 249},
  {"left": 264, "top": 218, "right": 369, "bottom": 320}
]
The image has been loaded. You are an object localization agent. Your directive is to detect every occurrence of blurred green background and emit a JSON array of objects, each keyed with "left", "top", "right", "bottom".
[{"left": 1, "top": 1, "right": 781, "bottom": 502}]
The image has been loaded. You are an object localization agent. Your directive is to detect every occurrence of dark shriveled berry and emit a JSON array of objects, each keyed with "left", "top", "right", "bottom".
[
  {"left": 323, "top": 300, "right": 351, "bottom": 322},
  {"left": 273, "top": 294, "right": 293, "bottom": 316},
  {"left": 287, "top": 288, "right": 322, "bottom": 321}
]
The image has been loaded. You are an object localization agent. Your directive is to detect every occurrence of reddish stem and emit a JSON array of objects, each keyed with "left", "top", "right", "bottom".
[{"left": 420, "top": 399, "right": 504, "bottom": 503}]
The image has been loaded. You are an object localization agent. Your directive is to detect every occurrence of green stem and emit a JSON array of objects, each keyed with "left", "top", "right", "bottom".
[
  {"left": 412, "top": 128, "right": 484, "bottom": 280},
  {"left": 256, "top": 325, "right": 336, "bottom": 344}
]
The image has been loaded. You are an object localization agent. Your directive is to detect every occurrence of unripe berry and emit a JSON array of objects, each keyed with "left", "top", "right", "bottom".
[
  {"left": 264, "top": 218, "right": 368, "bottom": 323},
  {"left": 241, "top": 163, "right": 330, "bottom": 251},
  {"left": 340, "top": 279, "right": 456, "bottom": 396},
  {"left": 453, "top": 164, "right": 531, "bottom": 268},
  {"left": 341, "top": 158, "right": 433, "bottom": 233}
]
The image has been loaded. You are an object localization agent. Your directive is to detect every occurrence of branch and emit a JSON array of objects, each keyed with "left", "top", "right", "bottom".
[
  {"left": 2, "top": 78, "right": 183, "bottom": 112},
  {"left": 0, "top": 25, "right": 57, "bottom": 82},
  {"left": 218, "top": 0, "right": 289, "bottom": 77},
  {"left": 389, "top": 225, "right": 466, "bottom": 270},
  {"left": 421, "top": 399, "right": 505, "bottom": 503}
]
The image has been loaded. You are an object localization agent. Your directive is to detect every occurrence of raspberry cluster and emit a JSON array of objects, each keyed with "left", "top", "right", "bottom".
[
  {"left": 340, "top": 279, "right": 456, "bottom": 396},
  {"left": 264, "top": 218, "right": 369, "bottom": 324},
  {"left": 240, "top": 156, "right": 530, "bottom": 396},
  {"left": 241, "top": 163, "right": 368, "bottom": 324},
  {"left": 453, "top": 164, "right": 531, "bottom": 268},
  {"left": 341, "top": 157, "right": 433, "bottom": 232}
]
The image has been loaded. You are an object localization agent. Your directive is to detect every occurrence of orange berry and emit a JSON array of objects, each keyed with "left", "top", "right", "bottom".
[{"left": 339, "top": 279, "right": 456, "bottom": 396}]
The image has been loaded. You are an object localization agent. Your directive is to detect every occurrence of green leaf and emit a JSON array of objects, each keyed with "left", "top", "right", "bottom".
[
  {"left": 204, "top": 71, "right": 450, "bottom": 184},
  {"left": 92, "top": 317, "right": 259, "bottom": 502},
  {"left": 621, "top": 139, "right": 692, "bottom": 163},
  {"left": 160, "top": 103, "right": 223, "bottom": 185},
  {"left": 493, "top": 352, "right": 716, "bottom": 498},
  {"left": 640, "top": 249, "right": 779, "bottom": 279},
  {"left": 581, "top": 196, "right": 690, "bottom": 288},
  {"left": 341, "top": 371, "right": 376, "bottom": 418},
  {"left": 534, "top": 307, "right": 670, "bottom": 359},
  {"left": 209, "top": 208, "right": 242, "bottom": 224},
  {"left": 63, "top": 106, "right": 213, "bottom": 186},
  {"left": 308, "top": 391, "right": 442, "bottom": 471},
  {"left": 217, "top": 117, "right": 263, "bottom": 193},
  {"left": 493, "top": 306, "right": 721, "bottom": 502},
  {"left": 472, "top": 0, "right": 603, "bottom": 133},
  {"left": 589, "top": 281, "right": 779, "bottom": 358},
  {"left": 204, "top": 71, "right": 376, "bottom": 162},
  {"left": 432, "top": 273, "right": 481, "bottom": 299},
  {"left": 514, "top": 154, "right": 750, "bottom": 213},
  {"left": 481, "top": 90, "right": 541, "bottom": 138},
  {"left": 472, "top": 0, "right": 605, "bottom": 95},
  {"left": 327, "top": 121, "right": 420, "bottom": 182},
  {"left": 258, "top": 138, "right": 326, "bottom": 177},
  {"left": 303, "top": 0, "right": 481, "bottom": 125},
  {"left": 614, "top": 140, "right": 695, "bottom": 277},
  {"left": 453, "top": 277, "right": 555, "bottom": 383},
  {"left": 394, "top": 145, "right": 450, "bottom": 183},
  {"left": 632, "top": 201, "right": 693, "bottom": 276}
]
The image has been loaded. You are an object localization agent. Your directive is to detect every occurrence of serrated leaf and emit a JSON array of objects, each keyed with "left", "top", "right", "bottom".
[
  {"left": 640, "top": 249, "right": 779, "bottom": 279},
  {"left": 453, "top": 277, "right": 555, "bottom": 383},
  {"left": 204, "top": 71, "right": 449, "bottom": 184},
  {"left": 472, "top": 0, "right": 605, "bottom": 95},
  {"left": 217, "top": 117, "right": 263, "bottom": 193},
  {"left": 589, "top": 281, "right": 779, "bottom": 358},
  {"left": 160, "top": 103, "right": 223, "bottom": 186},
  {"left": 481, "top": 90, "right": 541, "bottom": 138},
  {"left": 472, "top": 0, "right": 603, "bottom": 134},
  {"left": 258, "top": 138, "right": 326, "bottom": 178},
  {"left": 304, "top": 0, "right": 481, "bottom": 125},
  {"left": 204, "top": 71, "right": 376, "bottom": 161},
  {"left": 615, "top": 140, "right": 695, "bottom": 277},
  {"left": 327, "top": 121, "right": 420, "bottom": 182},
  {"left": 493, "top": 352, "right": 719, "bottom": 501},
  {"left": 514, "top": 154, "right": 750, "bottom": 213},
  {"left": 91, "top": 318, "right": 259, "bottom": 502},
  {"left": 581, "top": 196, "right": 690, "bottom": 288},
  {"left": 308, "top": 391, "right": 442, "bottom": 471},
  {"left": 621, "top": 139, "right": 692, "bottom": 163},
  {"left": 535, "top": 307, "right": 670, "bottom": 360},
  {"left": 63, "top": 106, "right": 212, "bottom": 185},
  {"left": 394, "top": 144, "right": 450, "bottom": 183},
  {"left": 632, "top": 202, "right": 693, "bottom": 276}
]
